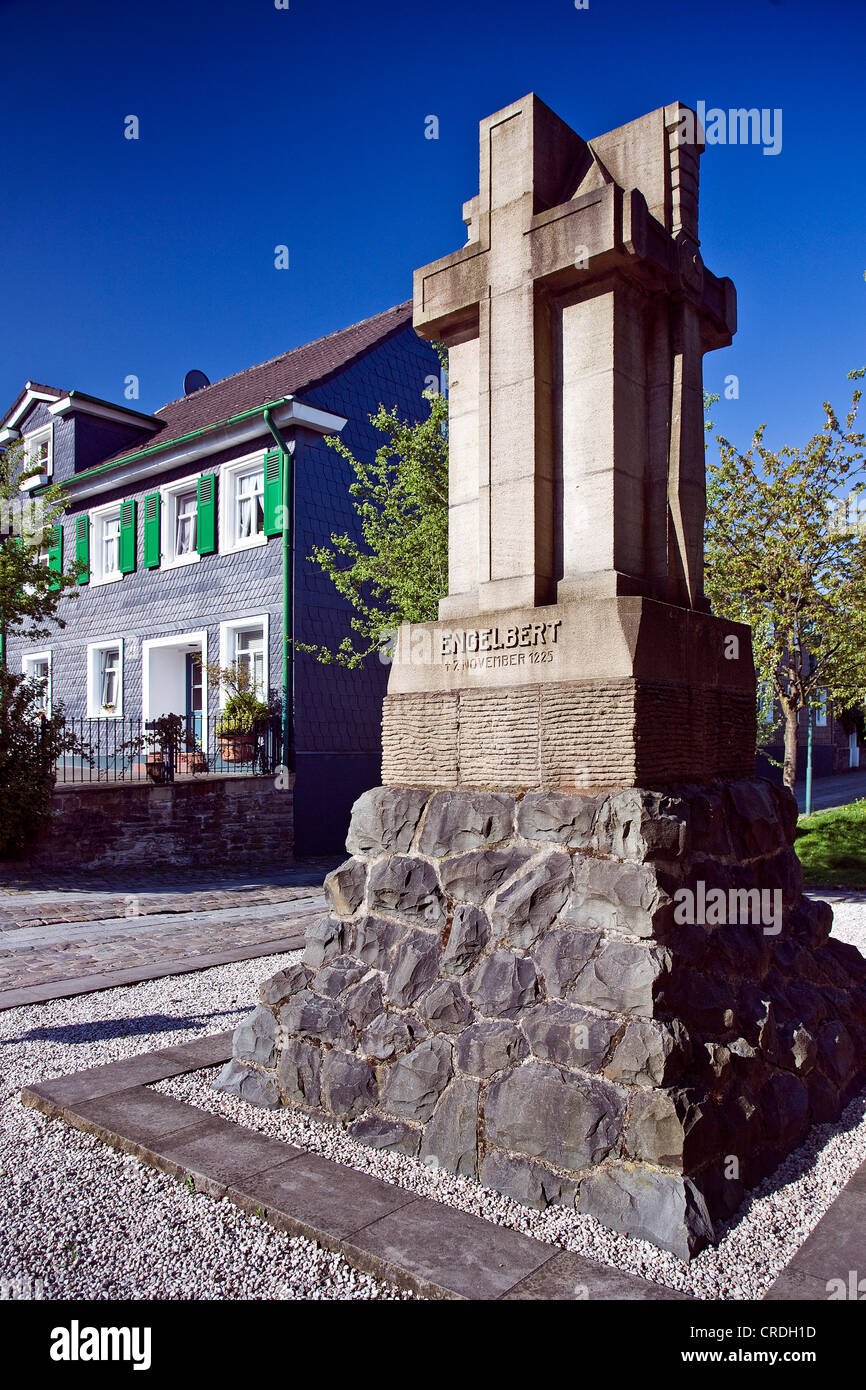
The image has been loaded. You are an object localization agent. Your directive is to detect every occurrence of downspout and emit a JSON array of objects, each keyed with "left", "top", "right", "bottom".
[{"left": 263, "top": 408, "right": 294, "bottom": 773}]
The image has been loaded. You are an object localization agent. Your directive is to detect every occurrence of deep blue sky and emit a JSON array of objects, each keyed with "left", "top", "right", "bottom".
[{"left": 1, "top": 0, "right": 864, "bottom": 452}]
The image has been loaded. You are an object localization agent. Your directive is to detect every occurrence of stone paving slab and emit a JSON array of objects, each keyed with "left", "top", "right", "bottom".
[
  {"left": 764, "top": 1183, "right": 866, "bottom": 1300},
  {"left": 338, "top": 1194, "right": 556, "bottom": 1300},
  {"left": 154, "top": 1117, "right": 306, "bottom": 1195},
  {"left": 500, "top": 1249, "right": 692, "bottom": 1300},
  {"left": 763, "top": 1169, "right": 866, "bottom": 1300},
  {"left": 230, "top": 1153, "right": 419, "bottom": 1244},
  {"left": 20, "top": 1033, "right": 694, "bottom": 1301}
]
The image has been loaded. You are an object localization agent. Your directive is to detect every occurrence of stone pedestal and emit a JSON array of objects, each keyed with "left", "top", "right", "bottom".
[
  {"left": 383, "top": 595, "right": 756, "bottom": 789},
  {"left": 217, "top": 781, "right": 866, "bottom": 1259}
]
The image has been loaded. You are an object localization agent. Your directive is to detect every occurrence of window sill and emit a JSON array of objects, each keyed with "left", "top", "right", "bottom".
[
  {"left": 90, "top": 572, "right": 124, "bottom": 587},
  {"left": 162, "top": 552, "right": 201, "bottom": 570},
  {"left": 222, "top": 533, "right": 267, "bottom": 555},
  {"left": 88, "top": 710, "right": 123, "bottom": 719}
]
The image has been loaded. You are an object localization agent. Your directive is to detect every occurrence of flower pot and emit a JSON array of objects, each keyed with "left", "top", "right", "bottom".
[
  {"left": 176, "top": 752, "right": 208, "bottom": 774},
  {"left": 145, "top": 755, "right": 169, "bottom": 784},
  {"left": 218, "top": 733, "right": 256, "bottom": 764}
]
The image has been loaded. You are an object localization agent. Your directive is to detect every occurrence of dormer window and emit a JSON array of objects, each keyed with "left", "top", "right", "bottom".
[{"left": 20, "top": 425, "right": 53, "bottom": 489}]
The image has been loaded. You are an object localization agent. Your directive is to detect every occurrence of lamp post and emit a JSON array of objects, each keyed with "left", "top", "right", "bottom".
[{"left": 805, "top": 703, "right": 814, "bottom": 818}]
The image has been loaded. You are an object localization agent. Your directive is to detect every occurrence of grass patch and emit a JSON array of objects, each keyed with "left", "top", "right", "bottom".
[{"left": 795, "top": 798, "right": 866, "bottom": 887}]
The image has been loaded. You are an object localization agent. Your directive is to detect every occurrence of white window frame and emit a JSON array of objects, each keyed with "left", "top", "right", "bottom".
[
  {"left": 218, "top": 614, "right": 269, "bottom": 705},
  {"left": 160, "top": 472, "right": 202, "bottom": 569},
  {"left": 20, "top": 424, "right": 54, "bottom": 490},
  {"left": 141, "top": 630, "right": 208, "bottom": 721},
  {"left": 219, "top": 451, "right": 267, "bottom": 555},
  {"left": 22, "top": 650, "right": 52, "bottom": 716},
  {"left": 87, "top": 638, "right": 124, "bottom": 717},
  {"left": 814, "top": 690, "right": 828, "bottom": 728},
  {"left": 89, "top": 499, "right": 124, "bottom": 587}
]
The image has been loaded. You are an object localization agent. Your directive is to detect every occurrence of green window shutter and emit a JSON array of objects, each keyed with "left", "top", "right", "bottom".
[
  {"left": 197, "top": 473, "right": 217, "bottom": 554},
  {"left": 263, "top": 449, "right": 283, "bottom": 536},
  {"left": 143, "top": 492, "right": 161, "bottom": 568},
  {"left": 75, "top": 514, "right": 90, "bottom": 584},
  {"left": 119, "top": 499, "right": 137, "bottom": 574},
  {"left": 48, "top": 523, "right": 63, "bottom": 572},
  {"left": 48, "top": 523, "right": 63, "bottom": 589}
]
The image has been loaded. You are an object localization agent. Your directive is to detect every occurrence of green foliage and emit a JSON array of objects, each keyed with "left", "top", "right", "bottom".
[
  {"left": 795, "top": 799, "right": 866, "bottom": 888},
  {"left": 204, "top": 659, "right": 271, "bottom": 734},
  {"left": 215, "top": 692, "right": 271, "bottom": 736},
  {"left": 299, "top": 351, "right": 449, "bottom": 667},
  {"left": 0, "top": 438, "right": 82, "bottom": 652},
  {"left": 705, "top": 371, "right": 866, "bottom": 787},
  {"left": 0, "top": 668, "right": 80, "bottom": 859}
]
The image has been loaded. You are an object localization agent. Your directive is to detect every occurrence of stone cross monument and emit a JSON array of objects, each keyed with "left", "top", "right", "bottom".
[
  {"left": 414, "top": 94, "right": 730, "bottom": 617},
  {"left": 221, "top": 98, "right": 866, "bottom": 1261},
  {"left": 384, "top": 96, "right": 753, "bottom": 793}
]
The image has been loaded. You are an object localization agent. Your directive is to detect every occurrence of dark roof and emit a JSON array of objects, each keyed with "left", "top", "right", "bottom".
[{"left": 103, "top": 300, "right": 415, "bottom": 466}]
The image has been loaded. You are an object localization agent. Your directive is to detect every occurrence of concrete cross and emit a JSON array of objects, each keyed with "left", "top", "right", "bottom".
[{"left": 413, "top": 94, "right": 736, "bottom": 618}]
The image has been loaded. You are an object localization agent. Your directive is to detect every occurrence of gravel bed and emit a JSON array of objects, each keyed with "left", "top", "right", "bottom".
[
  {"left": 812, "top": 894, "right": 866, "bottom": 955},
  {"left": 0, "top": 954, "right": 411, "bottom": 1300},
  {"left": 156, "top": 925, "right": 866, "bottom": 1302}
]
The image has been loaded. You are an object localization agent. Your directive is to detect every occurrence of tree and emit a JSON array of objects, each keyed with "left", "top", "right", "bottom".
[
  {"left": 0, "top": 438, "right": 83, "bottom": 857},
  {"left": 0, "top": 437, "right": 82, "bottom": 661},
  {"left": 299, "top": 355, "right": 448, "bottom": 668},
  {"left": 705, "top": 370, "right": 866, "bottom": 790}
]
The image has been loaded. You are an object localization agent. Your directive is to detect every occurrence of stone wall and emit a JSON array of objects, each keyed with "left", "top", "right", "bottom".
[
  {"left": 218, "top": 779, "right": 866, "bottom": 1258},
  {"left": 381, "top": 680, "right": 756, "bottom": 790},
  {"left": 18, "top": 775, "right": 294, "bottom": 873}
]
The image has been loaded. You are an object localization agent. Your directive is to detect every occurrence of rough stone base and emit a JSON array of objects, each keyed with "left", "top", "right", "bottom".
[{"left": 217, "top": 781, "right": 866, "bottom": 1260}]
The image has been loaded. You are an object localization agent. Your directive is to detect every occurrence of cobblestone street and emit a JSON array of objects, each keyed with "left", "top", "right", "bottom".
[{"left": 0, "top": 862, "right": 336, "bottom": 1002}]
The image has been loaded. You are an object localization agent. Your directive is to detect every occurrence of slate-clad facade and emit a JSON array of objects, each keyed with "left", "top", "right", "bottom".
[{"left": 1, "top": 303, "right": 438, "bottom": 854}]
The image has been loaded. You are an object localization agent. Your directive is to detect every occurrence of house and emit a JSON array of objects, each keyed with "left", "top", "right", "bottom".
[{"left": 0, "top": 302, "right": 439, "bottom": 856}]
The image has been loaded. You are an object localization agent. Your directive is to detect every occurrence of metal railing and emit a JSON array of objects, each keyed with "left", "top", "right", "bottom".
[{"left": 55, "top": 714, "right": 282, "bottom": 784}]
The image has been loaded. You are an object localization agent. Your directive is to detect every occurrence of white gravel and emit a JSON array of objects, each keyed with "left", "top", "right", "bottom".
[
  {"left": 0, "top": 954, "right": 411, "bottom": 1300},
  {"left": 5, "top": 900, "right": 865, "bottom": 1301},
  {"left": 812, "top": 892, "right": 866, "bottom": 955}
]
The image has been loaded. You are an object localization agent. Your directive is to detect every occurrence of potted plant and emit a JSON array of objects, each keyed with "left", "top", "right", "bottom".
[
  {"left": 121, "top": 714, "right": 208, "bottom": 782},
  {"left": 206, "top": 661, "right": 271, "bottom": 764}
]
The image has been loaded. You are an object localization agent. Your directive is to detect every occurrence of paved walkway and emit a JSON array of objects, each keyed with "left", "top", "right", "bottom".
[
  {"left": 0, "top": 863, "right": 336, "bottom": 1002},
  {"left": 796, "top": 769, "right": 866, "bottom": 813}
]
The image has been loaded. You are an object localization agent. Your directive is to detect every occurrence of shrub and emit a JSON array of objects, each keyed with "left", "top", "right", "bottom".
[{"left": 0, "top": 668, "right": 80, "bottom": 859}]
